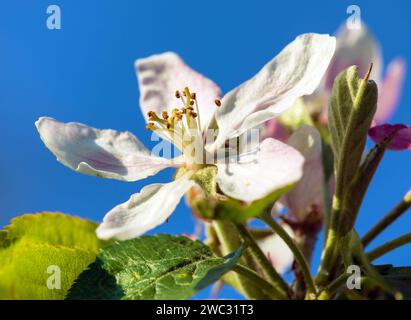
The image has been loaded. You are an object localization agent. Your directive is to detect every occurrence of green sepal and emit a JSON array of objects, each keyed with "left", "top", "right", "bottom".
[{"left": 193, "top": 184, "right": 293, "bottom": 223}]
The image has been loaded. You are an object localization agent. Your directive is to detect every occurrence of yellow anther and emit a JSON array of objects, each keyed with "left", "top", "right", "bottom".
[
  {"left": 145, "top": 122, "right": 156, "bottom": 130},
  {"left": 147, "top": 111, "right": 168, "bottom": 126}
]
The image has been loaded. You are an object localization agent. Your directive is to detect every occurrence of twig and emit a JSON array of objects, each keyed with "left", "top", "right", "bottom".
[{"left": 362, "top": 190, "right": 411, "bottom": 247}]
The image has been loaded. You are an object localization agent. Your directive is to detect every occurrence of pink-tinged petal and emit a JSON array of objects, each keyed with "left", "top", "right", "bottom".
[
  {"left": 324, "top": 24, "right": 382, "bottom": 92},
  {"left": 369, "top": 123, "right": 411, "bottom": 150},
  {"left": 135, "top": 52, "right": 221, "bottom": 131},
  {"left": 209, "top": 34, "right": 336, "bottom": 152},
  {"left": 96, "top": 174, "right": 195, "bottom": 240},
  {"left": 261, "top": 119, "right": 289, "bottom": 142},
  {"left": 35, "top": 117, "right": 179, "bottom": 181},
  {"left": 257, "top": 224, "right": 294, "bottom": 274},
  {"left": 374, "top": 58, "right": 407, "bottom": 123},
  {"left": 281, "top": 126, "right": 323, "bottom": 221},
  {"left": 216, "top": 138, "right": 305, "bottom": 202}
]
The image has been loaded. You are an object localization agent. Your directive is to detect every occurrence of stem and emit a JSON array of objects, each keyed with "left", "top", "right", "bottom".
[
  {"left": 235, "top": 224, "right": 290, "bottom": 298},
  {"left": 259, "top": 212, "right": 317, "bottom": 296},
  {"left": 317, "top": 273, "right": 349, "bottom": 300},
  {"left": 316, "top": 197, "right": 340, "bottom": 285},
  {"left": 231, "top": 265, "right": 287, "bottom": 300},
  {"left": 367, "top": 232, "right": 411, "bottom": 261},
  {"left": 292, "top": 212, "right": 322, "bottom": 299},
  {"left": 362, "top": 191, "right": 411, "bottom": 247},
  {"left": 211, "top": 220, "right": 271, "bottom": 299},
  {"left": 322, "top": 177, "right": 332, "bottom": 233}
]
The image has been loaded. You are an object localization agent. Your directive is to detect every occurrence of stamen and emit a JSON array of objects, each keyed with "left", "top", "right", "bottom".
[
  {"left": 162, "top": 111, "right": 169, "bottom": 120},
  {"left": 146, "top": 87, "right": 206, "bottom": 157},
  {"left": 214, "top": 99, "right": 221, "bottom": 107},
  {"left": 145, "top": 122, "right": 156, "bottom": 130},
  {"left": 184, "top": 87, "right": 191, "bottom": 108},
  {"left": 147, "top": 111, "right": 163, "bottom": 122}
]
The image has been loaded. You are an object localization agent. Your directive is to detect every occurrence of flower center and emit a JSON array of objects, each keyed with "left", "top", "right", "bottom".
[
  {"left": 146, "top": 87, "right": 222, "bottom": 166},
  {"left": 145, "top": 87, "right": 202, "bottom": 149}
]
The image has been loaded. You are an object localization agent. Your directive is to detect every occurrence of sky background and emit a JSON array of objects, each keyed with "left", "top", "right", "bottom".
[{"left": 0, "top": 0, "right": 410, "bottom": 299}]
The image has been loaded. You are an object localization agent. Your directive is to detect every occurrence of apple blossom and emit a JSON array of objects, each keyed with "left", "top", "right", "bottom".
[{"left": 36, "top": 33, "right": 336, "bottom": 240}]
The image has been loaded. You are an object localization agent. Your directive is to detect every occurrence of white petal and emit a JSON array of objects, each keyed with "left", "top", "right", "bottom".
[
  {"left": 257, "top": 225, "right": 294, "bottom": 274},
  {"left": 281, "top": 125, "right": 323, "bottom": 220},
  {"left": 36, "top": 117, "right": 178, "bottom": 182},
  {"left": 210, "top": 34, "right": 336, "bottom": 150},
  {"left": 96, "top": 174, "right": 195, "bottom": 240},
  {"left": 135, "top": 52, "right": 221, "bottom": 130},
  {"left": 216, "top": 138, "right": 304, "bottom": 202}
]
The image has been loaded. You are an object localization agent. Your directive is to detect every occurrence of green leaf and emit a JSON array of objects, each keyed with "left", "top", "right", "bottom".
[
  {"left": 328, "top": 65, "right": 378, "bottom": 199},
  {"left": 67, "top": 234, "right": 239, "bottom": 300},
  {"left": 340, "top": 133, "right": 395, "bottom": 234},
  {"left": 65, "top": 259, "right": 124, "bottom": 300},
  {"left": 195, "top": 246, "right": 243, "bottom": 291},
  {"left": 213, "top": 185, "right": 294, "bottom": 223},
  {"left": 0, "top": 212, "right": 104, "bottom": 299}
]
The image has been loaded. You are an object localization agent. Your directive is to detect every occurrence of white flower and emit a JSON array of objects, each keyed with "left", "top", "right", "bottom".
[{"left": 36, "top": 33, "right": 335, "bottom": 240}]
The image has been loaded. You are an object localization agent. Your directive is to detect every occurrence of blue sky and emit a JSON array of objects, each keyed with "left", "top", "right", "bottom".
[{"left": 0, "top": 0, "right": 410, "bottom": 299}]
